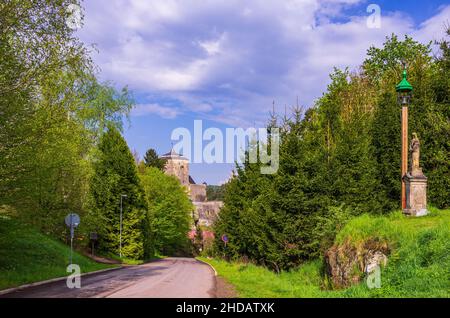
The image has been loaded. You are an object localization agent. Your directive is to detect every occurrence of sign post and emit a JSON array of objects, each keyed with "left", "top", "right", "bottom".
[
  {"left": 221, "top": 234, "right": 229, "bottom": 260},
  {"left": 65, "top": 213, "right": 80, "bottom": 265},
  {"left": 221, "top": 234, "right": 229, "bottom": 248},
  {"left": 90, "top": 232, "right": 98, "bottom": 257}
]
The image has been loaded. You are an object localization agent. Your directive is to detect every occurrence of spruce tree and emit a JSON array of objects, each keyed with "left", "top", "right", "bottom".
[
  {"left": 144, "top": 148, "right": 165, "bottom": 170},
  {"left": 87, "top": 126, "right": 148, "bottom": 259},
  {"left": 371, "top": 92, "right": 401, "bottom": 211},
  {"left": 214, "top": 32, "right": 450, "bottom": 270}
]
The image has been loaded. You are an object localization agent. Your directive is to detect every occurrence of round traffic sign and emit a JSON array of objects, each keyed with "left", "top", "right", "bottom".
[
  {"left": 221, "top": 234, "right": 229, "bottom": 243},
  {"left": 65, "top": 213, "right": 80, "bottom": 228}
]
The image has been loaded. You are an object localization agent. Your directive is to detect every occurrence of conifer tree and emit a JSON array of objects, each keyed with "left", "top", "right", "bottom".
[
  {"left": 144, "top": 148, "right": 165, "bottom": 170},
  {"left": 88, "top": 126, "right": 148, "bottom": 259},
  {"left": 214, "top": 32, "right": 450, "bottom": 270}
]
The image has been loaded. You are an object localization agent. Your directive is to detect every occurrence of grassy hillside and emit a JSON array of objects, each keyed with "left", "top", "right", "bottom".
[
  {"left": 0, "top": 216, "right": 116, "bottom": 290},
  {"left": 200, "top": 207, "right": 450, "bottom": 298}
]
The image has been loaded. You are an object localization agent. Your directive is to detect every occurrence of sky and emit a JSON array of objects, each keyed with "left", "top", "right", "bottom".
[{"left": 77, "top": 0, "right": 450, "bottom": 185}]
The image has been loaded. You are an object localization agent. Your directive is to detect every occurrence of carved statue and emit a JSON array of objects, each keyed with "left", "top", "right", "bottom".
[
  {"left": 409, "top": 133, "right": 421, "bottom": 175},
  {"left": 404, "top": 132, "right": 428, "bottom": 216}
]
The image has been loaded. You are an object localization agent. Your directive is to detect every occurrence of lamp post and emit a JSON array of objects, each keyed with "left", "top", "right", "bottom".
[
  {"left": 396, "top": 67, "right": 413, "bottom": 209},
  {"left": 120, "top": 194, "right": 127, "bottom": 258}
]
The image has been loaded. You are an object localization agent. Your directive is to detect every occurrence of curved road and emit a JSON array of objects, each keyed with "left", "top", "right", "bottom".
[{"left": 1, "top": 258, "right": 216, "bottom": 298}]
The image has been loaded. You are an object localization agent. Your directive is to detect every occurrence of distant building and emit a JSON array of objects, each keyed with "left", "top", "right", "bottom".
[
  {"left": 160, "top": 148, "right": 190, "bottom": 187},
  {"left": 160, "top": 148, "right": 223, "bottom": 227}
]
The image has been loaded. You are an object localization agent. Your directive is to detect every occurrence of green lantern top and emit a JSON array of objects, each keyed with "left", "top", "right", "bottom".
[{"left": 396, "top": 69, "right": 413, "bottom": 92}]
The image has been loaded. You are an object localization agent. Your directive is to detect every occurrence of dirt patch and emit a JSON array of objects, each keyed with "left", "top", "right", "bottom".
[{"left": 215, "top": 276, "right": 238, "bottom": 298}]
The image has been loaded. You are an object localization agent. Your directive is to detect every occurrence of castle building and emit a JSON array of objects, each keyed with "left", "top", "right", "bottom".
[
  {"left": 160, "top": 148, "right": 223, "bottom": 227},
  {"left": 160, "top": 148, "right": 190, "bottom": 187}
]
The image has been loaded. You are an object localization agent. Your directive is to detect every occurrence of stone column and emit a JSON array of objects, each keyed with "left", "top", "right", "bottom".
[{"left": 403, "top": 133, "right": 428, "bottom": 216}]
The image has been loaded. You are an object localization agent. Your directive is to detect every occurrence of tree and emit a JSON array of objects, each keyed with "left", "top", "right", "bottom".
[
  {"left": 214, "top": 32, "right": 450, "bottom": 270},
  {"left": 206, "top": 185, "right": 226, "bottom": 201},
  {"left": 139, "top": 167, "right": 193, "bottom": 256},
  {"left": 371, "top": 92, "right": 401, "bottom": 211},
  {"left": 144, "top": 149, "right": 165, "bottom": 170},
  {"left": 0, "top": 1, "right": 134, "bottom": 240},
  {"left": 365, "top": 34, "right": 449, "bottom": 209},
  {"left": 0, "top": 0, "right": 91, "bottom": 206},
  {"left": 427, "top": 28, "right": 450, "bottom": 209},
  {"left": 87, "top": 126, "right": 148, "bottom": 259}
]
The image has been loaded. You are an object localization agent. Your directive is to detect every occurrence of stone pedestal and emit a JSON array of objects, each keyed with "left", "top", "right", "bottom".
[{"left": 403, "top": 171, "right": 428, "bottom": 217}]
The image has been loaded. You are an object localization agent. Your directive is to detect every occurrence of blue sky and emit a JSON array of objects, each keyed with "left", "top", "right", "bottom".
[{"left": 78, "top": 0, "right": 450, "bottom": 184}]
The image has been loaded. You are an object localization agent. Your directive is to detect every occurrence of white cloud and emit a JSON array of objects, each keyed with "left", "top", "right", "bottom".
[
  {"left": 132, "top": 103, "right": 181, "bottom": 119},
  {"left": 413, "top": 5, "right": 450, "bottom": 52},
  {"left": 77, "top": 1, "right": 450, "bottom": 125},
  {"left": 198, "top": 33, "right": 226, "bottom": 56}
]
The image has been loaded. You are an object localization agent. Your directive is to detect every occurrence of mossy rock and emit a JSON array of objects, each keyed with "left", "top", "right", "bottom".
[{"left": 325, "top": 238, "right": 389, "bottom": 289}]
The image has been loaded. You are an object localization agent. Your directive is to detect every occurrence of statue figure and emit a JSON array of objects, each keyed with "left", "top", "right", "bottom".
[
  {"left": 404, "top": 132, "right": 427, "bottom": 216},
  {"left": 409, "top": 132, "right": 421, "bottom": 175}
]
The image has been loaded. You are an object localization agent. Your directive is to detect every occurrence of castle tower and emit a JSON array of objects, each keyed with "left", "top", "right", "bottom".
[
  {"left": 160, "top": 148, "right": 190, "bottom": 187},
  {"left": 160, "top": 147, "right": 223, "bottom": 228}
]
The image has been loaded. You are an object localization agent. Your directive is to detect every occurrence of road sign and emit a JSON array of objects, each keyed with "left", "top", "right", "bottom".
[
  {"left": 65, "top": 213, "right": 80, "bottom": 228},
  {"left": 65, "top": 213, "right": 80, "bottom": 266},
  {"left": 221, "top": 234, "right": 229, "bottom": 244}
]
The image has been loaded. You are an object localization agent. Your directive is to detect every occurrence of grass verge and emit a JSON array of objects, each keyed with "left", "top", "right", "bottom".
[
  {"left": 0, "top": 216, "right": 117, "bottom": 290},
  {"left": 199, "top": 208, "right": 450, "bottom": 298},
  {"left": 102, "top": 252, "right": 167, "bottom": 265}
]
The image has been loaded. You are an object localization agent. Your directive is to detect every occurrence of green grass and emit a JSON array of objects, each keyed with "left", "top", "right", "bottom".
[
  {"left": 99, "top": 253, "right": 146, "bottom": 265},
  {"left": 199, "top": 208, "right": 450, "bottom": 298},
  {"left": 199, "top": 257, "right": 330, "bottom": 297},
  {"left": 0, "top": 216, "right": 117, "bottom": 290},
  {"left": 103, "top": 254, "right": 165, "bottom": 265}
]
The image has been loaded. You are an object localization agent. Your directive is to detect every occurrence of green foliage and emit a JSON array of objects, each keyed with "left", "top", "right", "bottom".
[
  {"left": 78, "top": 78, "right": 134, "bottom": 139},
  {"left": 364, "top": 34, "right": 432, "bottom": 82},
  {"left": 206, "top": 185, "right": 226, "bottom": 201},
  {"left": 87, "top": 126, "right": 148, "bottom": 260},
  {"left": 365, "top": 34, "right": 449, "bottom": 209},
  {"left": 215, "top": 32, "right": 450, "bottom": 270},
  {"left": 0, "top": 1, "right": 133, "bottom": 242},
  {"left": 0, "top": 216, "right": 115, "bottom": 290},
  {"left": 202, "top": 208, "right": 450, "bottom": 298},
  {"left": 334, "top": 208, "right": 450, "bottom": 297},
  {"left": 371, "top": 92, "right": 401, "bottom": 211},
  {"left": 199, "top": 257, "right": 325, "bottom": 297},
  {"left": 0, "top": 0, "right": 91, "bottom": 222},
  {"left": 139, "top": 167, "right": 193, "bottom": 256},
  {"left": 143, "top": 148, "right": 165, "bottom": 170},
  {"left": 311, "top": 205, "right": 353, "bottom": 255}
]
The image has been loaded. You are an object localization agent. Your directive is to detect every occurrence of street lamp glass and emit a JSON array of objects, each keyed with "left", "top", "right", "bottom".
[{"left": 398, "top": 91, "right": 412, "bottom": 106}]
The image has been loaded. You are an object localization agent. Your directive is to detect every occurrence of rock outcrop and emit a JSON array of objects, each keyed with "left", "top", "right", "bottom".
[{"left": 325, "top": 238, "right": 389, "bottom": 289}]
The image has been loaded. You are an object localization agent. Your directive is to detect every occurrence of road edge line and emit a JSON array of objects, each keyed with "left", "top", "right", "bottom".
[
  {"left": 196, "top": 257, "right": 218, "bottom": 276},
  {"left": 0, "top": 266, "right": 123, "bottom": 296},
  {"left": 196, "top": 257, "right": 219, "bottom": 298}
]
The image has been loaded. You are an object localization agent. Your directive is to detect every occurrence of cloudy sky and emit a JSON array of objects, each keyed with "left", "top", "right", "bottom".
[{"left": 77, "top": 0, "right": 449, "bottom": 184}]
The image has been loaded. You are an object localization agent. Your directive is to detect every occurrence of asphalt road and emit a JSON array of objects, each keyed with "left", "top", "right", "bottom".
[{"left": 1, "top": 258, "right": 216, "bottom": 298}]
